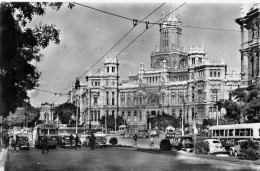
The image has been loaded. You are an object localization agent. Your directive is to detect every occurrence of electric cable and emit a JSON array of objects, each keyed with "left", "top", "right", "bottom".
[{"left": 49, "top": 2, "right": 166, "bottom": 104}]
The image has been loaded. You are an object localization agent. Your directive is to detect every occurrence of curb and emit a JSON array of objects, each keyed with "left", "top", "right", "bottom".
[{"left": 114, "top": 146, "right": 260, "bottom": 167}]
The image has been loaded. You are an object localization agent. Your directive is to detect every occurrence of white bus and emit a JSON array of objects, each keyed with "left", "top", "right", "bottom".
[
  {"left": 33, "top": 123, "right": 58, "bottom": 148},
  {"left": 209, "top": 123, "right": 260, "bottom": 150}
]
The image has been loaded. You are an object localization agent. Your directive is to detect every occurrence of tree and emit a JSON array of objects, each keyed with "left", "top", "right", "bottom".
[
  {"left": 0, "top": 2, "right": 74, "bottom": 117},
  {"left": 216, "top": 84, "right": 260, "bottom": 123},
  {"left": 151, "top": 113, "right": 180, "bottom": 131},
  {"left": 54, "top": 102, "right": 77, "bottom": 124},
  {"left": 99, "top": 115, "right": 124, "bottom": 131},
  {"left": 2, "top": 103, "right": 40, "bottom": 128}
]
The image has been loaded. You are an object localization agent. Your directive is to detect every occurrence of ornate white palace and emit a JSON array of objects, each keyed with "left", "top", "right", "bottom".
[{"left": 70, "top": 11, "right": 241, "bottom": 131}]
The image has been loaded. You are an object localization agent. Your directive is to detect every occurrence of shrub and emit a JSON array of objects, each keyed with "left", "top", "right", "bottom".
[
  {"left": 240, "top": 140, "right": 259, "bottom": 160},
  {"left": 109, "top": 137, "right": 118, "bottom": 145},
  {"left": 194, "top": 141, "right": 209, "bottom": 154},
  {"left": 160, "top": 139, "right": 172, "bottom": 151}
]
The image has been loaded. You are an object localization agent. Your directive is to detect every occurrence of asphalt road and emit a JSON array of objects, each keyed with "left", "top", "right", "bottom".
[{"left": 5, "top": 146, "right": 259, "bottom": 171}]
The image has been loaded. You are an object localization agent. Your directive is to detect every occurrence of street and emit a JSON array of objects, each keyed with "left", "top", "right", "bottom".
[{"left": 5, "top": 146, "right": 259, "bottom": 171}]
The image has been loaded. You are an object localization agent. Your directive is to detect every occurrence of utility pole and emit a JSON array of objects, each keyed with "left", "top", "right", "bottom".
[
  {"left": 89, "top": 88, "right": 92, "bottom": 134},
  {"left": 116, "top": 58, "right": 119, "bottom": 132},
  {"left": 76, "top": 95, "right": 78, "bottom": 134}
]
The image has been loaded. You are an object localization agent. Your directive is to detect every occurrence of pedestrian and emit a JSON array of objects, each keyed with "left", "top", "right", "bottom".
[
  {"left": 89, "top": 133, "right": 96, "bottom": 150},
  {"left": 75, "top": 134, "right": 79, "bottom": 149},
  {"left": 14, "top": 135, "right": 19, "bottom": 152},
  {"left": 69, "top": 134, "right": 73, "bottom": 148},
  {"left": 4, "top": 133, "right": 9, "bottom": 149},
  {"left": 10, "top": 136, "right": 15, "bottom": 151},
  {"left": 150, "top": 137, "right": 155, "bottom": 148},
  {"left": 41, "top": 134, "right": 49, "bottom": 154},
  {"left": 133, "top": 134, "right": 137, "bottom": 148}
]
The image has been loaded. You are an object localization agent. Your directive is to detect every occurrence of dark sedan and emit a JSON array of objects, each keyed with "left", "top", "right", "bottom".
[{"left": 17, "top": 136, "right": 29, "bottom": 150}]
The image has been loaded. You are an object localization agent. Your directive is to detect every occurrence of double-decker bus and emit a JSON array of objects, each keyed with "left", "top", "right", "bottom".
[
  {"left": 33, "top": 123, "right": 58, "bottom": 148},
  {"left": 209, "top": 123, "right": 260, "bottom": 150}
]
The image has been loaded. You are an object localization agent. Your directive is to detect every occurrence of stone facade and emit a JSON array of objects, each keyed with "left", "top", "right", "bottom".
[
  {"left": 71, "top": 11, "right": 241, "bottom": 131},
  {"left": 39, "top": 102, "right": 54, "bottom": 123},
  {"left": 236, "top": 3, "right": 260, "bottom": 87}
]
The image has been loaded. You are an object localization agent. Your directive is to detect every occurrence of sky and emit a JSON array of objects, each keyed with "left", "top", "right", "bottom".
[{"left": 27, "top": 2, "right": 243, "bottom": 107}]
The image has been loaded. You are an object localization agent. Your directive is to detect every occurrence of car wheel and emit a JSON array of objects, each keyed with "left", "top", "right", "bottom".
[{"left": 234, "top": 151, "right": 238, "bottom": 157}]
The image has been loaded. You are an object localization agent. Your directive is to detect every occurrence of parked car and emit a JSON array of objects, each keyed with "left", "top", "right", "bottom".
[
  {"left": 172, "top": 135, "right": 194, "bottom": 151},
  {"left": 150, "top": 130, "right": 160, "bottom": 137},
  {"left": 136, "top": 129, "right": 150, "bottom": 138},
  {"left": 165, "top": 126, "right": 175, "bottom": 139},
  {"left": 124, "top": 129, "right": 137, "bottom": 138},
  {"left": 59, "top": 135, "right": 75, "bottom": 148},
  {"left": 17, "top": 136, "right": 29, "bottom": 150},
  {"left": 80, "top": 134, "right": 90, "bottom": 147},
  {"left": 229, "top": 140, "right": 260, "bottom": 157},
  {"left": 95, "top": 136, "right": 107, "bottom": 148},
  {"left": 203, "top": 139, "right": 225, "bottom": 154}
]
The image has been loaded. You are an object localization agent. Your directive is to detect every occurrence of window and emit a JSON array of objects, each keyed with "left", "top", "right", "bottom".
[
  {"left": 128, "top": 111, "right": 131, "bottom": 117},
  {"left": 192, "top": 58, "right": 195, "bottom": 64},
  {"left": 112, "top": 66, "right": 115, "bottom": 73},
  {"left": 214, "top": 72, "right": 216, "bottom": 77},
  {"left": 235, "top": 129, "right": 239, "bottom": 136},
  {"left": 112, "top": 110, "right": 115, "bottom": 117},
  {"left": 224, "top": 130, "right": 228, "bottom": 136},
  {"left": 112, "top": 92, "right": 115, "bottom": 105},
  {"left": 91, "top": 110, "right": 94, "bottom": 121},
  {"left": 216, "top": 130, "right": 219, "bottom": 136},
  {"left": 220, "top": 130, "right": 224, "bottom": 136},
  {"left": 229, "top": 129, "right": 233, "bottom": 136},
  {"left": 218, "top": 72, "right": 220, "bottom": 77},
  {"left": 41, "top": 129, "right": 48, "bottom": 135},
  {"left": 139, "top": 112, "right": 142, "bottom": 122},
  {"left": 94, "top": 111, "right": 97, "bottom": 121},
  {"left": 94, "top": 97, "right": 98, "bottom": 106},
  {"left": 107, "top": 67, "right": 109, "bottom": 73},
  {"left": 210, "top": 72, "right": 212, "bottom": 77},
  {"left": 106, "top": 92, "right": 109, "bottom": 105},
  {"left": 98, "top": 111, "right": 100, "bottom": 120}
]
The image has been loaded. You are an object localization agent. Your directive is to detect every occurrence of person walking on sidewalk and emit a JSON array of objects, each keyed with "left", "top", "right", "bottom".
[
  {"left": 133, "top": 134, "right": 137, "bottom": 148},
  {"left": 9, "top": 136, "right": 14, "bottom": 151},
  {"left": 4, "top": 133, "right": 9, "bottom": 149}
]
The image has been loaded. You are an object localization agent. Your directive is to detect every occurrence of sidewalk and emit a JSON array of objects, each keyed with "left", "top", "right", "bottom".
[
  {"left": 115, "top": 143, "right": 260, "bottom": 167},
  {"left": 0, "top": 148, "right": 8, "bottom": 171}
]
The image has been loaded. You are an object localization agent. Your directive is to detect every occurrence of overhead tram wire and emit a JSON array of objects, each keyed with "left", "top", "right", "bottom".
[
  {"left": 34, "top": 88, "right": 67, "bottom": 96},
  {"left": 74, "top": 2, "right": 240, "bottom": 33},
  {"left": 93, "top": 3, "right": 187, "bottom": 76},
  {"left": 49, "top": 3, "right": 166, "bottom": 104}
]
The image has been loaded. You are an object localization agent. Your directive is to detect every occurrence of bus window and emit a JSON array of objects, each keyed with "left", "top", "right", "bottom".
[
  {"left": 235, "top": 129, "right": 239, "bottom": 136},
  {"left": 41, "top": 129, "right": 48, "bottom": 135},
  {"left": 216, "top": 130, "right": 219, "bottom": 136},
  {"left": 224, "top": 130, "right": 228, "bottom": 136},
  {"left": 240, "top": 129, "right": 245, "bottom": 136},
  {"left": 229, "top": 129, "right": 233, "bottom": 136},
  {"left": 49, "top": 129, "right": 56, "bottom": 135},
  {"left": 220, "top": 130, "right": 224, "bottom": 136},
  {"left": 213, "top": 130, "right": 216, "bottom": 136},
  {"left": 245, "top": 129, "right": 250, "bottom": 136}
]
